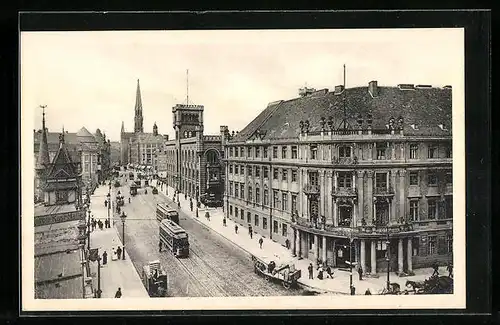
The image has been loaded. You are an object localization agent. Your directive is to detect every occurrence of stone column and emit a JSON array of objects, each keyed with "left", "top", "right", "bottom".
[
  {"left": 333, "top": 171, "right": 338, "bottom": 189},
  {"left": 399, "top": 170, "right": 406, "bottom": 222},
  {"left": 407, "top": 238, "right": 413, "bottom": 272},
  {"left": 297, "top": 230, "right": 302, "bottom": 258},
  {"left": 352, "top": 198, "right": 357, "bottom": 226},
  {"left": 357, "top": 171, "right": 364, "bottom": 225},
  {"left": 333, "top": 198, "right": 338, "bottom": 227},
  {"left": 352, "top": 172, "right": 356, "bottom": 190},
  {"left": 293, "top": 228, "right": 297, "bottom": 256},
  {"left": 313, "top": 234, "right": 319, "bottom": 261},
  {"left": 371, "top": 240, "right": 377, "bottom": 274},
  {"left": 391, "top": 170, "right": 397, "bottom": 223},
  {"left": 322, "top": 236, "right": 327, "bottom": 263},
  {"left": 368, "top": 144, "right": 373, "bottom": 161},
  {"left": 367, "top": 171, "right": 374, "bottom": 224},
  {"left": 398, "top": 238, "right": 404, "bottom": 274},
  {"left": 360, "top": 239, "right": 366, "bottom": 273}
]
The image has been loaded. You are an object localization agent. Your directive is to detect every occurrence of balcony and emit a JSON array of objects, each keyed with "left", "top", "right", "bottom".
[
  {"left": 331, "top": 186, "right": 357, "bottom": 198},
  {"left": 332, "top": 156, "right": 359, "bottom": 165},
  {"left": 303, "top": 183, "right": 320, "bottom": 196},
  {"left": 411, "top": 218, "right": 452, "bottom": 230},
  {"left": 373, "top": 186, "right": 395, "bottom": 196}
]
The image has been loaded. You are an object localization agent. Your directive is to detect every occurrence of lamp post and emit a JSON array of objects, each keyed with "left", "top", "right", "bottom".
[
  {"left": 77, "top": 221, "right": 87, "bottom": 299},
  {"left": 196, "top": 186, "right": 199, "bottom": 218},
  {"left": 87, "top": 208, "right": 91, "bottom": 251},
  {"left": 120, "top": 211, "right": 127, "bottom": 260},
  {"left": 349, "top": 225, "right": 353, "bottom": 294},
  {"left": 386, "top": 226, "right": 391, "bottom": 291}
]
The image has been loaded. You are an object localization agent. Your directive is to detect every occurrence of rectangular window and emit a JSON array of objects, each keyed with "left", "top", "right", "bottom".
[
  {"left": 255, "top": 215, "right": 259, "bottom": 227},
  {"left": 256, "top": 187, "right": 261, "bottom": 204},
  {"left": 428, "top": 145, "right": 437, "bottom": 159},
  {"left": 273, "top": 168, "right": 279, "bottom": 180},
  {"left": 338, "top": 171, "right": 352, "bottom": 188},
  {"left": 235, "top": 165, "right": 239, "bottom": 175},
  {"left": 234, "top": 184, "right": 239, "bottom": 198},
  {"left": 273, "top": 190, "right": 279, "bottom": 208},
  {"left": 282, "top": 192, "right": 288, "bottom": 211},
  {"left": 291, "top": 169, "right": 298, "bottom": 182},
  {"left": 339, "top": 146, "right": 351, "bottom": 158},
  {"left": 264, "top": 147, "right": 268, "bottom": 158},
  {"left": 263, "top": 217, "right": 268, "bottom": 229},
  {"left": 263, "top": 167, "right": 269, "bottom": 179},
  {"left": 247, "top": 147, "right": 252, "bottom": 157},
  {"left": 235, "top": 207, "right": 239, "bottom": 218},
  {"left": 230, "top": 147, "right": 234, "bottom": 157},
  {"left": 310, "top": 144, "right": 318, "bottom": 159},
  {"left": 409, "top": 199, "right": 419, "bottom": 221},
  {"left": 428, "top": 199, "right": 437, "bottom": 219},
  {"left": 375, "top": 172, "right": 387, "bottom": 189},
  {"left": 229, "top": 182, "right": 233, "bottom": 196},
  {"left": 273, "top": 220, "right": 279, "bottom": 234},
  {"left": 282, "top": 224, "right": 288, "bottom": 237},
  {"left": 264, "top": 189, "right": 269, "bottom": 206},
  {"left": 428, "top": 172, "right": 438, "bottom": 186},
  {"left": 240, "top": 147, "right": 244, "bottom": 157},
  {"left": 291, "top": 194, "right": 297, "bottom": 213},
  {"left": 445, "top": 172, "right": 452, "bottom": 185},
  {"left": 409, "top": 171, "right": 419, "bottom": 186},
  {"left": 445, "top": 196, "right": 453, "bottom": 219},
  {"left": 376, "top": 143, "right": 387, "bottom": 160},
  {"left": 273, "top": 146, "right": 278, "bottom": 158},
  {"left": 247, "top": 166, "right": 252, "bottom": 176},
  {"left": 282, "top": 146, "right": 287, "bottom": 159},
  {"left": 282, "top": 169, "right": 288, "bottom": 182},
  {"left": 240, "top": 184, "right": 245, "bottom": 199},
  {"left": 428, "top": 236, "right": 437, "bottom": 255},
  {"left": 235, "top": 147, "right": 239, "bottom": 157},
  {"left": 230, "top": 205, "right": 233, "bottom": 216},
  {"left": 291, "top": 146, "right": 298, "bottom": 159},
  {"left": 229, "top": 165, "right": 233, "bottom": 174},
  {"left": 247, "top": 212, "right": 251, "bottom": 224},
  {"left": 248, "top": 186, "right": 253, "bottom": 201},
  {"left": 56, "top": 191, "right": 68, "bottom": 203},
  {"left": 409, "top": 144, "right": 418, "bottom": 159},
  {"left": 308, "top": 171, "right": 319, "bottom": 186},
  {"left": 256, "top": 147, "right": 260, "bottom": 158},
  {"left": 255, "top": 166, "right": 261, "bottom": 177},
  {"left": 446, "top": 145, "right": 452, "bottom": 158}
]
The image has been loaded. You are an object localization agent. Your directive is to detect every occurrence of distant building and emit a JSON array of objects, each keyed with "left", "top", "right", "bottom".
[
  {"left": 120, "top": 79, "right": 167, "bottom": 171},
  {"left": 159, "top": 103, "right": 225, "bottom": 203},
  {"left": 34, "top": 130, "right": 90, "bottom": 299},
  {"left": 223, "top": 81, "right": 452, "bottom": 274}
]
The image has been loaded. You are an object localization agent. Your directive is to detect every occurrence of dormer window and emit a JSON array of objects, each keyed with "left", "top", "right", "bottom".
[{"left": 310, "top": 144, "right": 318, "bottom": 160}]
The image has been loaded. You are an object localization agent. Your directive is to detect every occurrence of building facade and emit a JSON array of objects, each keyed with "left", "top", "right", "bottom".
[
  {"left": 160, "top": 104, "right": 225, "bottom": 202},
  {"left": 120, "top": 79, "right": 168, "bottom": 172},
  {"left": 223, "top": 82, "right": 453, "bottom": 274}
]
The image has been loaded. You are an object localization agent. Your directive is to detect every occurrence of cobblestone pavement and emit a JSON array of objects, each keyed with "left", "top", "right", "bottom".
[{"left": 113, "top": 178, "right": 306, "bottom": 297}]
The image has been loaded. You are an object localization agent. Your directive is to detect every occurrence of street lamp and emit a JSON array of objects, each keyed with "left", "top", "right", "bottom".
[
  {"left": 77, "top": 221, "right": 87, "bottom": 299},
  {"left": 120, "top": 211, "right": 127, "bottom": 260},
  {"left": 195, "top": 186, "right": 199, "bottom": 218},
  {"left": 349, "top": 226, "right": 353, "bottom": 294},
  {"left": 386, "top": 226, "right": 391, "bottom": 291},
  {"left": 106, "top": 192, "right": 111, "bottom": 226}
]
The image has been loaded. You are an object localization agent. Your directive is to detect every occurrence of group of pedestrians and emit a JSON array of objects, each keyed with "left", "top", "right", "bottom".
[
  {"left": 308, "top": 262, "right": 335, "bottom": 280},
  {"left": 90, "top": 218, "right": 111, "bottom": 231}
]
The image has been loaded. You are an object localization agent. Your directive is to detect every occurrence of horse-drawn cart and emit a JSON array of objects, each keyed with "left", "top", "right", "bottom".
[{"left": 251, "top": 254, "right": 301, "bottom": 289}]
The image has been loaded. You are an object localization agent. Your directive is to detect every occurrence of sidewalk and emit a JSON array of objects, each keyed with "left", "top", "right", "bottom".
[
  {"left": 87, "top": 185, "right": 149, "bottom": 298},
  {"left": 155, "top": 180, "right": 447, "bottom": 295}
]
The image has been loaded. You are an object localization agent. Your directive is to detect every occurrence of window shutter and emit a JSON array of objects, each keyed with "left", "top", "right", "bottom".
[{"left": 419, "top": 235, "right": 428, "bottom": 256}]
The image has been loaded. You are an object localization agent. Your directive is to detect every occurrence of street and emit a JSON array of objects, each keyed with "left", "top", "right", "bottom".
[{"left": 113, "top": 177, "right": 305, "bottom": 297}]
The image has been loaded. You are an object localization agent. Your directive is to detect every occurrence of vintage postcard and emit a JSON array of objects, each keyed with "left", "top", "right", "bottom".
[{"left": 21, "top": 28, "right": 465, "bottom": 311}]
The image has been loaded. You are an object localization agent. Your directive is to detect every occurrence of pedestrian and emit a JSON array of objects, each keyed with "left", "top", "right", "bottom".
[
  {"left": 358, "top": 266, "right": 363, "bottom": 281},
  {"left": 159, "top": 241, "right": 162, "bottom": 252},
  {"left": 104, "top": 219, "right": 108, "bottom": 229},
  {"left": 285, "top": 238, "right": 290, "bottom": 249},
  {"left": 325, "top": 265, "right": 334, "bottom": 278},
  {"left": 235, "top": 224, "right": 238, "bottom": 234},
  {"left": 317, "top": 266, "right": 324, "bottom": 280},
  {"left": 259, "top": 237, "right": 263, "bottom": 249},
  {"left": 190, "top": 199, "right": 193, "bottom": 212},
  {"left": 116, "top": 246, "right": 122, "bottom": 260},
  {"left": 223, "top": 218, "right": 227, "bottom": 227},
  {"left": 104, "top": 200, "right": 107, "bottom": 208},
  {"left": 308, "top": 263, "right": 314, "bottom": 279},
  {"left": 98, "top": 220, "right": 103, "bottom": 230},
  {"left": 114, "top": 287, "right": 122, "bottom": 298},
  {"left": 102, "top": 251, "right": 108, "bottom": 265},
  {"left": 128, "top": 197, "right": 131, "bottom": 203},
  {"left": 350, "top": 285, "right": 356, "bottom": 295},
  {"left": 178, "top": 201, "right": 181, "bottom": 208},
  {"left": 432, "top": 262, "right": 439, "bottom": 277},
  {"left": 365, "top": 288, "right": 372, "bottom": 295},
  {"left": 249, "top": 225, "right": 253, "bottom": 239},
  {"left": 185, "top": 193, "right": 187, "bottom": 200},
  {"left": 205, "top": 211, "right": 210, "bottom": 221},
  {"left": 112, "top": 248, "right": 117, "bottom": 261},
  {"left": 91, "top": 218, "right": 96, "bottom": 231},
  {"left": 447, "top": 262, "right": 453, "bottom": 277}
]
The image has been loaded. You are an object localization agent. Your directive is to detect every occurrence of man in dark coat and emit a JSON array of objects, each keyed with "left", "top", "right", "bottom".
[
  {"left": 115, "top": 287, "right": 122, "bottom": 298},
  {"left": 159, "top": 241, "right": 162, "bottom": 252},
  {"left": 285, "top": 238, "right": 290, "bottom": 249},
  {"left": 102, "top": 251, "right": 108, "bottom": 265},
  {"left": 358, "top": 266, "right": 363, "bottom": 280},
  {"left": 432, "top": 262, "right": 440, "bottom": 277},
  {"left": 249, "top": 225, "right": 253, "bottom": 239},
  {"left": 259, "top": 237, "right": 263, "bottom": 249},
  {"left": 235, "top": 224, "right": 238, "bottom": 234},
  {"left": 350, "top": 285, "right": 356, "bottom": 295},
  {"left": 116, "top": 246, "right": 122, "bottom": 260},
  {"left": 308, "top": 263, "right": 314, "bottom": 279}
]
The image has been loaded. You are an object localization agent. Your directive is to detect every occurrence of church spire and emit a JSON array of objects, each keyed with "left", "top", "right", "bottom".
[
  {"left": 121, "top": 121, "right": 125, "bottom": 134},
  {"left": 36, "top": 105, "right": 50, "bottom": 170},
  {"left": 134, "top": 79, "right": 144, "bottom": 133}
]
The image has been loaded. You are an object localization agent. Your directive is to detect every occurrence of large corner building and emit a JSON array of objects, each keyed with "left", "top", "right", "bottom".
[{"left": 223, "top": 81, "right": 453, "bottom": 275}]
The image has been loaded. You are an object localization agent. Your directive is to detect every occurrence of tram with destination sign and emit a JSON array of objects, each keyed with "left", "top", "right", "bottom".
[
  {"left": 159, "top": 219, "right": 189, "bottom": 258},
  {"left": 156, "top": 202, "right": 180, "bottom": 225}
]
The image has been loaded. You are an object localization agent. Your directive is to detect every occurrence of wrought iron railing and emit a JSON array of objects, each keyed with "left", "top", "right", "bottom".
[
  {"left": 331, "top": 187, "right": 357, "bottom": 197},
  {"left": 373, "top": 186, "right": 395, "bottom": 195},
  {"left": 303, "top": 184, "right": 320, "bottom": 194}
]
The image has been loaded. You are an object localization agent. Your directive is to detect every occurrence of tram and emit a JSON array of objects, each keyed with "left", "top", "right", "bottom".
[
  {"left": 156, "top": 202, "right": 180, "bottom": 224},
  {"left": 159, "top": 219, "right": 189, "bottom": 258}
]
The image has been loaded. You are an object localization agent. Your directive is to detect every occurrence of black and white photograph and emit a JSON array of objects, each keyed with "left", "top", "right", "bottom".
[{"left": 21, "top": 27, "right": 465, "bottom": 311}]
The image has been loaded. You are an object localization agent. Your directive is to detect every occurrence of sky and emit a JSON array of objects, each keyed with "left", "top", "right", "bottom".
[{"left": 21, "top": 28, "right": 463, "bottom": 142}]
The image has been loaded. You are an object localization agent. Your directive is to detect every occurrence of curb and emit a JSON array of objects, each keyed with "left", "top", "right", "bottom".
[{"left": 159, "top": 187, "right": 347, "bottom": 295}]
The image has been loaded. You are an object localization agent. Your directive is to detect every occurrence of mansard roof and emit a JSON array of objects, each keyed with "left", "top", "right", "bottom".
[{"left": 232, "top": 84, "right": 452, "bottom": 142}]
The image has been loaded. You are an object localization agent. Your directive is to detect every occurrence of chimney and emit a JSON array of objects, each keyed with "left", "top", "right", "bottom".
[
  {"left": 368, "top": 81, "right": 378, "bottom": 97},
  {"left": 334, "top": 85, "right": 344, "bottom": 95}
]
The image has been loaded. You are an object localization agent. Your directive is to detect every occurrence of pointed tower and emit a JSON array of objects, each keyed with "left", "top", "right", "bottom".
[
  {"left": 121, "top": 121, "right": 125, "bottom": 134},
  {"left": 153, "top": 122, "right": 158, "bottom": 136},
  {"left": 36, "top": 106, "right": 50, "bottom": 170},
  {"left": 134, "top": 79, "right": 144, "bottom": 133}
]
